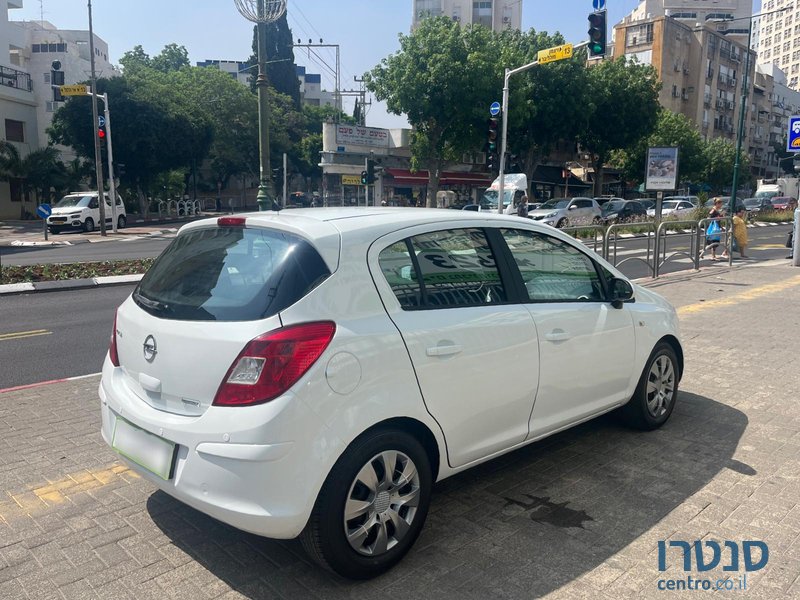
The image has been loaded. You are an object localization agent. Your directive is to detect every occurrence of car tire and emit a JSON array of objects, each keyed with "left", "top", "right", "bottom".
[
  {"left": 300, "top": 429, "right": 433, "bottom": 580},
  {"left": 592, "top": 216, "right": 601, "bottom": 225},
  {"left": 117, "top": 215, "right": 126, "bottom": 229},
  {"left": 83, "top": 218, "right": 94, "bottom": 233},
  {"left": 619, "top": 342, "right": 679, "bottom": 430},
  {"left": 49, "top": 227, "right": 59, "bottom": 235},
  {"left": 557, "top": 218, "right": 568, "bottom": 228}
]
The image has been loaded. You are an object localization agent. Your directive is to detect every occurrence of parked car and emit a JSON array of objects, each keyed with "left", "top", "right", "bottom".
[
  {"left": 770, "top": 196, "right": 798, "bottom": 211},
  {"left": 593, "top": 196, "right": 623, "bottom": 207},
  {"left": 100, "top": 208, "right": 683, "bottom": 579},
  {"left": 633, "top": 198, "right": 656, "bottom": 211},
  {"left": 704, "top": 196, "right": 745, "bottom": 213},
  {"left": 742, "top": 197, "right": 774, "bottom": 214},
  {"left": 664, "top": 195, "right": 700, "bottom": 206},
  {"left": 646, "top": 199, "right": 696, "bottom": 219},
  {"left": 528, "top": 197, "right": 602, "bottom": 227},
  {"left": 47, "top": 192, "right": 126, "bottom": 234},
  {"left": 600, "top": 200, "right": 649, "bottom": 224}
]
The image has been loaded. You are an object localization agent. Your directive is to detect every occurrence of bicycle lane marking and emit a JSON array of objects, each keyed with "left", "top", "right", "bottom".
[{"left": 677, "top": 273, "right": 800, "bottom": 317}]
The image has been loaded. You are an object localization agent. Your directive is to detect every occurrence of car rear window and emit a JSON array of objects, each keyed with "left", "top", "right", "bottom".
[{"left": 133, "top": 226, "right": 331, "bottom": 321}]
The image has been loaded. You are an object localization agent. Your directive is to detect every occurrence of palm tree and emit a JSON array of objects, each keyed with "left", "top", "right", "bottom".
[{"left": 0, "top": 140, "right": 21, "bottom": 181}]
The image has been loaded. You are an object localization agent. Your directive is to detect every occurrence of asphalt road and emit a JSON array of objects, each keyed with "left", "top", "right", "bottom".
[
  {"left": 0, "top": 284, "right": 134, "bottom": 389},
  {"left": 0, "top": 237, "right": 172, "bottom": 267}
]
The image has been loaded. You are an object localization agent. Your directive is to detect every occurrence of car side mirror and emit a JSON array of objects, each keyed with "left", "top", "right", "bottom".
[
  {"left": 609, "top": 277, "right": 634, "bottom": 308},
  {"left": 568, "top": 205, "right": 577, "bottom": 210}
]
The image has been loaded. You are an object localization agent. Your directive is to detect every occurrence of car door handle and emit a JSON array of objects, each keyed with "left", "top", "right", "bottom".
[
  {"left": 426, "top": 344, "right": 463, "bottom": 357},
  {"left": 544, "top": 330, "right": 571, "bottom": 342}
]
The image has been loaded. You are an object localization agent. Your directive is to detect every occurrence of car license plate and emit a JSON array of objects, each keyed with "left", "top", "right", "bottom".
[{"left": 112, "top": 417, "right": 176, "bottom": 480}]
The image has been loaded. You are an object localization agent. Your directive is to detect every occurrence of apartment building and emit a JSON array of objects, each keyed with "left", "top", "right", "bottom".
[
  {"left": 296, "top": 65, "right": 335, "bottom": 108},
  {"left": 0, "top": 0, "right": 38, "bottom": 220},
  {"left": 412, "top": 0, "right": 522, "bottom": 32},
  {"left": 630, "top": 0, "right": 752, "bottom": 36},
  {"left": 196, "top": 59, "right": 251, "bottom": 86},
  {"left": 613, "top": 14, "right": 792, "bottom": 180},
  {"left": 756, "top": 0, "right": 800, "bottom": 90}
]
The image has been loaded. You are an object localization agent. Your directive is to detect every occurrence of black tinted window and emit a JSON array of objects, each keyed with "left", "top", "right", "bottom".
[{"left": 134, "top": 227, "right": 330, "bottom": 321}]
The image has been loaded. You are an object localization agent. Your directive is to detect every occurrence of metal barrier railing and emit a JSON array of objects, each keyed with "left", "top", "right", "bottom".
[
  {"left": 560, "top": 224, "right": 606, "bottom": 255},
  {"left": 604, "top": 221, "right": 657, "bottom": 277},
  {"left": 654, "top": 219, "right": 702, "bottom": 278}
]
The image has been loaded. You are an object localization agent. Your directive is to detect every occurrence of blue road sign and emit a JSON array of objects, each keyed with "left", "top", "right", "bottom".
[
  {"left": 788, "top": 116, "right": 800, "bottom": 152},
  {"left": 36, "top": 203, "right": 52, "bottom": 219},
  {"left": 490, "top": 101, "right": 501, "bottom": 116},
  {"left": 592, "top": 0, "right": 606, "bottom": 10},
  {"left": 98, "top": 115, "right": 106, "bottom": 127}
]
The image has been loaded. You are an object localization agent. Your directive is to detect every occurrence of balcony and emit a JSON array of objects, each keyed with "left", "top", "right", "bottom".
[{"left": 0, "top": 65, "right": 32, "bottom": 93}]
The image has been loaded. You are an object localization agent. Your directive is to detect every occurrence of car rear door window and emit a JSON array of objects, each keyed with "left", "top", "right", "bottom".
[
  {"left": 378, "top": 228, "right": 506, "bottom": 309},
  {"left": 499, "top": 228, "right": 605, "bottom": 302},
  {"left": 134, "top": 227, "right": 330, "bottom": 321}
]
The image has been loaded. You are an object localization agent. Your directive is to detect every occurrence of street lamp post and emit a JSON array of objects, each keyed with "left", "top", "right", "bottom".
[
  {"left": 729, "top": 6, "right": 791, "bottom": 218},
  {"left": 234, "top": 0, "right": 286, "bottom": 211}
]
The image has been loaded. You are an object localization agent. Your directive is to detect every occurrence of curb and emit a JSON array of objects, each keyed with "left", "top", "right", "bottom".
[
  {"left": 0, "top": 229, "right": 177, "bottom": 247},
  {"left": 0, "top": 273, "right": 143, "bottom": 296}
]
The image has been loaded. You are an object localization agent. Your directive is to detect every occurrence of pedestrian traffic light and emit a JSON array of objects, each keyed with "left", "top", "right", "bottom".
[
  {"left": 360, "top": 170, "right": 368, "bottom": 185},
  {"left": 366, "top": 159, "right": 376, "bottom": 184},
  {"left": 51, "top": 60, "right": 64, "bottom": 102},
  {"left": 588, "top": 10, "right": 607, "bottom": 58},
  {"left": 487, "top": 151, "right": 498, "bottom": 173}
]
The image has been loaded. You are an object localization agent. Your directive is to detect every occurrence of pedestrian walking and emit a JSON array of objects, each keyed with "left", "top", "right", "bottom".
[
  {"left": 517, "top": 194, "right": 529, "bottom": 218},
  {"left": 700, "top": 198, "right": 725, "bottom": 260},
  {"left": 732, "top": 207, "right": 749, "bottom": 259}
]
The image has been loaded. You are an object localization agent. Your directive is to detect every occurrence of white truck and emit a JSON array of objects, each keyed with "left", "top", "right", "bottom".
[
  {"left": 481, "top": 173, "right": 528, "bottom": 211},
  {"left": 755, "top": 178, "right": 800, "bottom": 200}
]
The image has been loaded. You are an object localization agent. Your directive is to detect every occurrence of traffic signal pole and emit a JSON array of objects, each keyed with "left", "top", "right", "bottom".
[
  {"left": 498, "top": 40, "right": 588, "bottom": 214},
  {"left": 102, "top": 95, "right": 118, "bottom": 233},
  {"left": 87, "top": 0, "right": 106, "bottom": 235}
]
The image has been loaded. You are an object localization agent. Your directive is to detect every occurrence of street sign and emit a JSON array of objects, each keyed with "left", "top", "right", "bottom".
[
  {"left": 788, "top": 116, "right": 800, "bottom": 152},
  {"left": 592, "top": 0, "right": 606, "bottom": 10},
  {"left": 60, "top": 84, "right": 88, "bottom": 96},
  {"left": 489, "top": 101, "right": 501, "bottom": 116},
  {"left": 537, "top": 43, "right": 574, "bottom": 65},
  {"left": 341, "top": 174, "right": 362, "bottom": 186},
  {"left": 98, "top": 115, "right": 106, "bottom": 127},
  {"left": 36, "top": 204, "right": 52, "bottom": 219}
]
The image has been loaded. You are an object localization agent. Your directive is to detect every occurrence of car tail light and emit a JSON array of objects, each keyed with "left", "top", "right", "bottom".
[
  {"left": 213, "top": 322, "right": 336, "bottom": 407},
  {"left": 218, "top": 217, "right": 246, "bottom": 227},
  {"left": 109, "top": 310, "right": 120, "bottom": 367}
]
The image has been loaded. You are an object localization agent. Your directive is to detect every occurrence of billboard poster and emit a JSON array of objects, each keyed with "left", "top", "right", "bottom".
[
  {"left": 645, "top": 147, "right": 679, "bottom": 191},
  {"left": 335, "top": 125, "right": 390, "bottom": 148}
]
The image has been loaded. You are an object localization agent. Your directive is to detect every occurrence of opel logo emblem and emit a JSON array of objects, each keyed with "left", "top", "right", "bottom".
[{"left": 143, "top": 335, "right": 157, "bottom": 362}]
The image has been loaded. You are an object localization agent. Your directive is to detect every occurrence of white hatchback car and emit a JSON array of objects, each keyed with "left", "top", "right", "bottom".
[
  {"left": 100, "top": 208, "right": 683, "bottom": 579},
  {"left": 528, "top": 197, "right": 602, "bottom": 228}
]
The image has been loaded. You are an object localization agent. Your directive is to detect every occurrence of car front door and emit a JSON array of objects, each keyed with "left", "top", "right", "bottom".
[
  {"left": 497, "top": 227, "right": 636, "bottom": 439},
  {"left": 372, "top": 226, "right": 540, "bottom": 468}
]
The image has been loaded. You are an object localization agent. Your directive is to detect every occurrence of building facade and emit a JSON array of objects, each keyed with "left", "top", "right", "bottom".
[
  {"left": 196, "top": 59, "right": 251, "bottom": 86},
  {"left": 629, "top": 0, "right": 752, "bottom": 36},
  {"left": 756, "top": 0, "right": 800, "bottom": 90},
  {"left": 1, "top": 0, "right": 38, "bottom": 220},
  {"left": 412, "top": 0, "right": 522, "bottom": 32},
  {"left": 296, "top": 65, "right": 335, "bottom": 107}
]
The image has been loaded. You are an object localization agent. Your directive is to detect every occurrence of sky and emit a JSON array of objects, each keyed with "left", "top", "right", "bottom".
[{"left": 11, "top": 1, "right": 760, "bottom": 128}]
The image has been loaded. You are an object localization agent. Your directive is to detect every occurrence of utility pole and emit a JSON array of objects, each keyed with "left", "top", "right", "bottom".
[
  {"left": 87, "top": 0, "right": 105, "bottom": 235},
  {"left": 293, "top": 41, "right": 340, "bottom": 115}
]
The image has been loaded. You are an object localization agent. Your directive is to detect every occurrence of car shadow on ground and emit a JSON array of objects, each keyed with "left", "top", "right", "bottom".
[{"left": 147, "top": 391, "right": 748, "bottom": 599}]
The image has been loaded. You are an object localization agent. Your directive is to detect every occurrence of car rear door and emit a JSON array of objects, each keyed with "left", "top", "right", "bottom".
[
  {"left": 371, "top": 225, "right": 539, "bottom": 468},
  {"left": 496, "top": 227, "right": 636, "bottom": 438}
]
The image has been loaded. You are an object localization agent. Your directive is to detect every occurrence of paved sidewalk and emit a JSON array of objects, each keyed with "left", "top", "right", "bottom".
[{"left": 1, "top": 261, "right": 799, "bottom": 599}]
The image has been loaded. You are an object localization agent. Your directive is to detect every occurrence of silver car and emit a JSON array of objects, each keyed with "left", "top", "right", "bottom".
[{"left": 528, "top": 197, "right": 602, "bottom": 228}]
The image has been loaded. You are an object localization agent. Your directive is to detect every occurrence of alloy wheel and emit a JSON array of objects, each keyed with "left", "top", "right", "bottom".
[
  {"left": 343, "top": 450, "right": 421, "bottom": 556},
  {"left": 646, "top": 355, "right": 675, "bottom": 418}
]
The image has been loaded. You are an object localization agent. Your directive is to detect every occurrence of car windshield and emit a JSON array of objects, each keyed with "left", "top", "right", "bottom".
[
  {"left": 539, "top": 200, "right": 569, "bottom": 209},
  {"left": 663, "top": 201, "right": 680, "bottom": 209},
  {"left": 601, "top": 201, "right": 625, "bottom": 214},
  {"left": 55, "top": 195, "right": 92, "bottom": 208},
  {"left": 771, "top": 198, "right": 787, "bottom": 205},
  {"left": 134, "top": 227, "right": 331, "bottom": 321},
  {"left": 743, "top": 198, "right": 760, "bottom": 207},
  {"left": 755, "top": 191, "right": 780, "bottom": 199}
]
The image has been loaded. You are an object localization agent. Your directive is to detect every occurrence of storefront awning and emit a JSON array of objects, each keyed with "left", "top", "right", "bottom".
[{"left": 384, "top": 168, "right": 492, "bottom": 187}]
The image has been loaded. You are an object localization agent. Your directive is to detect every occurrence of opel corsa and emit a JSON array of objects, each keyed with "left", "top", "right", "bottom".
[{"left": 100, "top": 208, "right": 683, "bottom": 579}]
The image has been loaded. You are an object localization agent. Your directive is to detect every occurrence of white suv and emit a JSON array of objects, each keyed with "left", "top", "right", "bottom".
[
  {"left": 528, "top": 197, "right": 602, "bottom": 228},
  {"left": 47, "top": 191, "right": 126, "bottom": 233},
  {"left": 100, "top": 208, "right": 682, "bottom": 579}
]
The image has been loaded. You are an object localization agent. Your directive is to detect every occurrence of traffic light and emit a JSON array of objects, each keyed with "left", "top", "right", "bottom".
[
  {"left": 588, "top": 10, "right": 607, "bottom": 58},
  {"left": 487, "top": 151, "right": 499, "bottom": 173},
  {"left": 51, "top": 60, "right": 64, "bottom": 102},
  {"left": 360, "top": 170, "right": 368, "bottom": 185},
  {"left": 487, "top": 117, "right": 499, "bottom": 154},
  {"left": 366, "top": 159, "right": 376, "bottom": 184},
  {"left": 98, "top": 119, "right": 106, "bottom": 141}
]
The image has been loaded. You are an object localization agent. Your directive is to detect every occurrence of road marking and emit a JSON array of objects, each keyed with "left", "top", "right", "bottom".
[
  {"left": 749, "top": 244, "right": 787, "bottom": 250},
  {"left": 0, "top": 329, "right": 52, "bottom": 341},
  {"left": 0, "top": 372, "right": 101, "bottom": 394},
  {"left": 1, "top": 463, "right": 140, "bottom": 519},
  {"left": 677, "top": 274, "right": 800, "bottom": 317}
]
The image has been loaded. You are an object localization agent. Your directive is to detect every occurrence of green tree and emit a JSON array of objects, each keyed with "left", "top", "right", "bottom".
[
  {"left": 119, "top": 45, "right": 151, "bottom": 72},
  {"left": 577, "top": 57, "right": 661, "bottom": 196},
  {"left": 772, "top": 136, "right": 797, "bottom": 175},
  {"left": 151, "top": 43, "right": 190, "bottom": 73},
  {"left": 246, "top": 13, "right": 301, "bottom": 107},
  {"left": 365, "top": 17, "right": 502, "bottom": 206},
  {"left": 500, "top": 29, "right": 590, "bottom": 194},
  {"left": 703, "top": 138, "right": 750, "bottom": 193},
  {"left": 615, "top": 109, "right": 705, "bottom": 185}
]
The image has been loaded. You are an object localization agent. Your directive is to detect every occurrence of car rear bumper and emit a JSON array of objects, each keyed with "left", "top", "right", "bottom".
[{"left": 99, "top": 358, "right": 344, "bottom": 539}]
